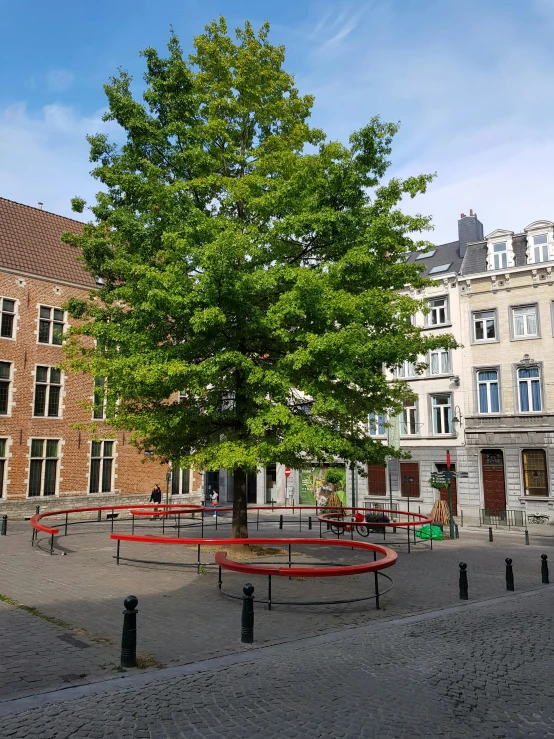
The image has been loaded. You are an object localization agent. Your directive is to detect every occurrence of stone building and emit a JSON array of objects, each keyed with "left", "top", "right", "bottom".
[
  {"left": 0, "top": 198, "right": 203, "bottom": 517},
  {"left": 459, "top": 219, "right": 554, "bottom": 522}
]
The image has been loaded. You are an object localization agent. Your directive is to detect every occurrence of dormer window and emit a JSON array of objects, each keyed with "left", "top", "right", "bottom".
[
  {"left": 524, "top": 221, "right": 554, "bottom": 265},
  {"left": 486, "top": 230, "right": 515, "bottom": 271},
  {"left": 492, "top": 243, "right": 507, "bottom": 270}
]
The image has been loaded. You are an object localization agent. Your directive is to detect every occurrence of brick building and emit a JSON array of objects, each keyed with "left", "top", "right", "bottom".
[{"left": 0, "top": 198, "right": 203, "bottom": 517}]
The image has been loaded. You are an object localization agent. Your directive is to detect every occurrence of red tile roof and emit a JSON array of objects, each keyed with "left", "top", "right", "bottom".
[{"left": 0, "top": 197, "right": 96, "bottom": 288}]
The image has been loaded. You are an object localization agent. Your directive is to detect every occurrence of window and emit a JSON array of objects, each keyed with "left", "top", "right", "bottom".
[
  {"left": 531, "top": 234, "right": 549, "bottom": 264},
  {"left": 397, "top": 360, "right": 416, "bottom": 378},
  {"left": 428, "top": 263, "right": 452, "bottom": 274},
  {"left": 416, "top": 250, "right": 436, "bottom": 260},
  {"left": 513, "top": 305, "right": 538, "bottom": 338},
  {"left": 427, "top": 297, "right": 448, "bottom": 326},
  {"left": 29, "top": 439, "right": 59, "bottom": 497},
  {"left": 0, "top": 439, "right": 6, "bottom": 497},
  {"left": 477, "top": 370, "right": 500, "bottom": 413},
  {"left": 368, "top": 413, "right": 385, "bottom": 436},
  {"left": 93, "top": 377, "right": 115, "bottom": 420},
  {"left": 171, "top": 467, "right": 190, "bottom": 495},
  {"left": 38, "top": 306, "right": 64, "bottom": 345},
  {"left": 0, "top": 362, "right": 11, "bottom": 415},
  {"left": 34, "top": 366, "right": 62, "bottom": 417},
  {"left": 400, "top": 400, "right": 418, "bottom": 435},
  {"left": 432, "top": 394, "right": 452, "bottom": 434},
  {"left": 473, "top": 311, "right": 497, "bottom": 342},
  {"left": 429, "top": 349, "right": 450, "bottom": 375},
  {"left": 518, "top": 367, "right": 542, "bottom": 412},
  {"left": 89, "top": 441, "right": 114, "bottom": 493},
  {"left": 522, "top": 450, "right": 548, "bottom": 496},
  {"left": 491, "top": 242, "right": 507, "bottom": 270},
  {"left": 1, "top": 299, "right": 15, "bottom": 338}
]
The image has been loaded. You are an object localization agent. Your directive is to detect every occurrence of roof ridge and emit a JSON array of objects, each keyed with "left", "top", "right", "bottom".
[{"left": 0, "top": 197, "right": 86, "bottom": 226}]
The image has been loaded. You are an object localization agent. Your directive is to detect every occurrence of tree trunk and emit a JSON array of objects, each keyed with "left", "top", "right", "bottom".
[{"left": 232, "top": 468, "right": 248, "bottom": 539}]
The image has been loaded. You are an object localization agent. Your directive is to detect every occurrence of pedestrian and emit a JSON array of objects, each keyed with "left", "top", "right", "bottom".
[
  {"left": 210, "top": 488, "right": 219, "bottom": 517},
  {"left": 150, "top": 483, "right": 162, "bottom": 520}
]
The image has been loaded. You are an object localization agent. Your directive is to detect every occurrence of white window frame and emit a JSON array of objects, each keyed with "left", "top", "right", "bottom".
[
  {"left": 368, "top": 413, "right": 386, "bottom": 437},
  {"left": 37, "top": 305, "right": 65, "bottom": 346},
  {"left": 511, "top": 305, "right": 539, "bottom": 339},
  {"left": 397, "top": 360, "right": 416, "bottom": 378},
  {"left": 525, "top": 223, "right": 554, "bottom": 265},
  {"left": 33, "top": 365, "right": 63, "bottom": 418},
  {"left": 0, "top": 361, "right": 13, "bottom": 417},
  {"left": 171, "top": 467, "right": 191, "bottom": 495},
  {"left": 0, "top": 297, "right": 16, "bottom": 340},
  {"left": 518, "top": 366, "right": 542, "bottom": 413},
  {"left": 426, "top": 297, "right": 449, "bottom": 327},
  {"left": 476, "top": 369, "right": 500, "bottom": 414},
  {"left": 89, "top": 440, "right": 115, "bottom": 494},
  {"left": 0, "top": 437, "right": 8, "bottom": 497},
  {"left": 400, "top": 400, "right": 418, "bottom": 435},
  {"left": 486, "top": 231, "right": 515, "bottom": 271},
  {"left": 431, "top": 394, "right": 452, "bottom": 435},
  {"left": 429, "top": 349, "right": 450, "bottom": 375},
  {"left": 28, "top": 438, "right": 60, "bottom": 497},
  {"left": 472, "top": 310, "right": 497, "bottom": 343}
]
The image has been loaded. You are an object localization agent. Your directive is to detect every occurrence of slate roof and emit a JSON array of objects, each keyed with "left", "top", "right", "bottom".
[
  {"left": 461, "top": 234, "right": 529, "bottom": 276},
  {"left": 0, "top": 197, "right": 95, "bottom": 288},
  {"left": 406, "top": 240, "right": 463, "bottom": 277}
]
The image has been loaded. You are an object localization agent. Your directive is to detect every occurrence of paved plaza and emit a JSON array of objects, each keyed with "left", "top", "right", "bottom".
[{"left": 1, "top": 514, "right": 554, "bottom": 736}]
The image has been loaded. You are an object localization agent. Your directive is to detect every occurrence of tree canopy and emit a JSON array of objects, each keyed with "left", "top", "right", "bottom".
[{"left": 63, "top": 17, "right": 453, "bottom": 536}]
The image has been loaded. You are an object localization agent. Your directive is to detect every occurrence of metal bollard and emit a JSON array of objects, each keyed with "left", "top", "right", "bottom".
[
  {"left": 455, "top": 524, "right": 459, "bottom": 539},
  {"left": 505, "top": 558, "right": 514, "bottom": 591},
  {"left": 35, "top": 505, "right": 40, "bottom": 515},
  {"left": 279, "top": 514, "right": 283, "bottom": 530},
  {"left": 541, "top": 554, "right": 549, "bottom": 584},
  {"left": 489, "top": 527, "right": 493, "bottom": 542},
  {"left": 121, "top": 595, "right": 138, "bottom": 668},
  {"left": 525, "top": 529, "right": 529, "bottom": 545},
  {"left": 0, "top": 515, "right": 7, "bottom": 536},
  {"left": 241, "top": 584, "right": 254, "bottom": 644},
  {"left": 97, "top": 510, "right": 102, "bottom": 522},
  {"left": 308, "top": 516, "right": 312, "bottom": 530},
  {"left": 459, "top": 562, "right": 468, "bottom": 600}
]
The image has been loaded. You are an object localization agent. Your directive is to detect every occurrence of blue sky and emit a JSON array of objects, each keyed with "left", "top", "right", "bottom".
[{"left": 1, "top": 0, "right": 553, "bottom": 243}]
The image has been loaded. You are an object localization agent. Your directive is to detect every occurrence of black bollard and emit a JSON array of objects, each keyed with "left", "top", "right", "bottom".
[
  {"left": 241, "top": 583, "right": 254, "bottom": 644},
  {"left": 279, "top": 514, "right": 283, "bottom": 530},
  {"left": 121, "top": 595, "right": 138, "bottom": 668},
  {"left": 459, "top": 562, "right": 468, "bottom": 600},
  {"left": 308, "top": 516, "right": 312, "bottom": 530},
  {"left": 35, "top": 505, "right": 40, "bottom": 515},
  {"left": 455, "top": 524, "right": 459, "bottom": 540},
  {"left": 541, "top": 554, "right": 549, "bottom": 584},
  {"left": 0, "top": 515, "right": 7, "bottom": 536},
  {"left": 488, "top": 527, "right": 493, "bottom": 542},
  {"left": 505, "top": 558, "right": 514, "bottom": 591},
  {"left": 525, "top": 529, "right": 529, "bottom": 545},
  {"left": 97, "top": 510, "right": 102, "bottom": 522}
]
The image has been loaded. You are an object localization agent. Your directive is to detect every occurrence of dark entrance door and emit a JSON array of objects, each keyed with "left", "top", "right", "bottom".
[
  {"left": 481, "top": 450, "right": 506, "bottom": 511},
  {"left": 204, "top": 471, "right": 219, "bottom": 504},
  {"left": 436, "top": 463, "right": 457, "bottom": 516}
]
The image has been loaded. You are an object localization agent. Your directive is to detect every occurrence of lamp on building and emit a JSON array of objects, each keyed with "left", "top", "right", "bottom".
[
  {"left": 452, "top": 405, "right": 463, "bottom": 426},
  {"left": 449, "top": 375, "right": 461, "bottom": 387}
]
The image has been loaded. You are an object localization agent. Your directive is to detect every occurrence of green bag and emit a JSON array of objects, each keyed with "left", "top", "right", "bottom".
[{"left": 415, "top": 524, "right": 443, "bottom": 541}]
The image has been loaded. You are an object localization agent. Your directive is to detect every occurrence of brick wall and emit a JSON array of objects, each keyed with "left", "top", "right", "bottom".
[{"left": 0, "top": 269, "right": 203, "bottom": 517}]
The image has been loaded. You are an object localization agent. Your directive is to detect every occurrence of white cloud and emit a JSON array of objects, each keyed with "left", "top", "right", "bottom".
[
  {"left": 0, "top": 103, "right": 114, "bottom": 218},
  {"left": 46, "top": 69, "right": 75, "bottom": 93}
]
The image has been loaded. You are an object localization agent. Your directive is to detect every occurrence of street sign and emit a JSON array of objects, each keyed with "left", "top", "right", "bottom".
[{"left": 284, "top": 468, "right": 291, "bottom": 478}]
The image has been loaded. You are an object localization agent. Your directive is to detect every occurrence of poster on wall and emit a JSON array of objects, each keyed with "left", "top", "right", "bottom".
[{"left": 299, "top": 465, "right": 347, "bottom": 506}]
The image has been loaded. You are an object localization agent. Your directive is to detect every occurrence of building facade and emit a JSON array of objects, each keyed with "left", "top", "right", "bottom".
[{"left": 0, "top": 198, "right": 203, "bottom": 517}]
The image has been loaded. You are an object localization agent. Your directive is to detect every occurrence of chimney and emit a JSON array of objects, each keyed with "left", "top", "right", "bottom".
[
  {"left": 38, "top": 202, "right": 43, "bottom": 210},
  {"left": 458, "top": 210, "right": 484, "bottom": 258}
]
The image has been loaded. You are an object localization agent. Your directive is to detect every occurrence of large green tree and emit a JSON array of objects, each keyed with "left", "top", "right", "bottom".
[{"left": 64, "top": 18, "right": 453, "bottom": 537}]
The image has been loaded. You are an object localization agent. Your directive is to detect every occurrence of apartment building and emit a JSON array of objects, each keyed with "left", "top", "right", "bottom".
[
  {"left": 0, "top": 198, "right": 203, "bottom": 517},
  {"left": 459, "top": 219, "right": 554, "bottom": 521}
]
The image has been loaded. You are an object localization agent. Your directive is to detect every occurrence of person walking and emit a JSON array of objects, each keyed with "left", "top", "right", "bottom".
[
  {"left": 210, "top": 488, "right": 219, "bottom": 517},
  {"left": 150, "top": 483, "right": 162, "bottom": 520}
]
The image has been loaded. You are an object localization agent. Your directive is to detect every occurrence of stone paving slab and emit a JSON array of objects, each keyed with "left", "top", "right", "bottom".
[{"left": 1, "top": 587, "right": 554, "bottom": 737}]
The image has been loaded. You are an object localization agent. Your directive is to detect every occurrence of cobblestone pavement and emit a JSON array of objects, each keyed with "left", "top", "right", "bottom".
[{"left": 1, "top": 587, "right": 554, "bottom": 737}]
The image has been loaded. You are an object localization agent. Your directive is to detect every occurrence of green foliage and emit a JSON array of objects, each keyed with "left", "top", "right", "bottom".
[
  {"left": 62, "top": 17, "right": 455, "bottom": 477},
  {"left": 325, "top": 468, "right": 344, "bottom": 487},
  {"left": 71, "top": 197, "right": 86, "bottom": 214}
]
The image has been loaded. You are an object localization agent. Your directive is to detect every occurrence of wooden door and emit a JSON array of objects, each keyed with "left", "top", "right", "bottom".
[
  {"left": 481, "top": 450, "right": 506, "bottom": 511},
  {"left": 367, "top": 465, "right": 386, "bottom": 496},
  {"left": 436, "top": 463, "right": 457, "bottom": 516},
  {"left": 400, "top": 462, "right": 420, "bottom": 497}
]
